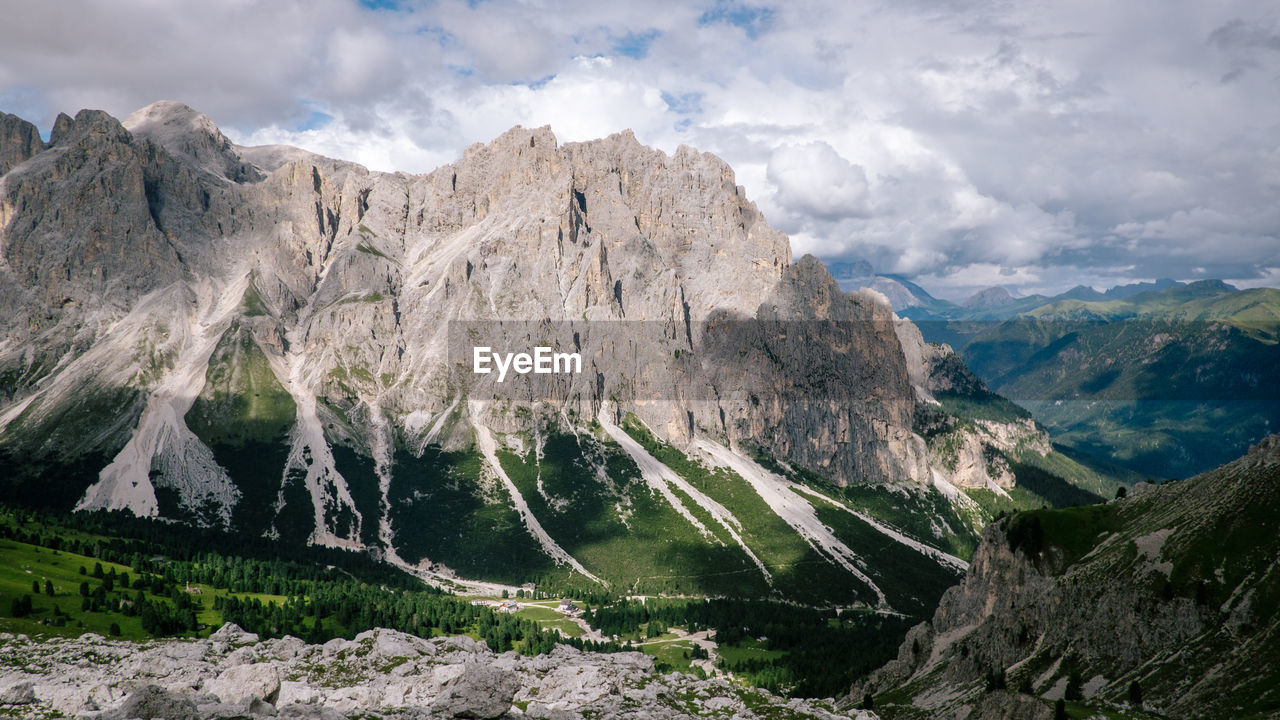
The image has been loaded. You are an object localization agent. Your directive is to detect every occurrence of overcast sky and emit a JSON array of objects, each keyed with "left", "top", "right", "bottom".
[{"left": 2, "top": 0, "right": 1278, "bottom": 299}]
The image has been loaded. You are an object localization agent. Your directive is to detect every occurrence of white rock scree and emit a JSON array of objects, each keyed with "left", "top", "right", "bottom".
[{"left": 0, "top": 623, "right": 876, "bottom": 720}]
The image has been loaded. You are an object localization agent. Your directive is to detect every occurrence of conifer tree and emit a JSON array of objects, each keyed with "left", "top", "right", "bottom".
[{"left": 1128, "top": 680, "right": 1142, "bottom": 706}]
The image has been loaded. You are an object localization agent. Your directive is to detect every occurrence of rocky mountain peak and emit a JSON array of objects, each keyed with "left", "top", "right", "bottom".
[
  {"left": 0, "top": 111, "right": 42, "bottom": 175},
  {"left": 0, "top": 102, "right": 1059, "bottom": 598},
  {"left": 124, "top": 100, "right": 220, "bottom": 138},
  {"left": 124, "top": 100, "right": 262, "bottom": 183},
  {"left": 47, "top": 108, "right": 131, "bottom": 148},
  {"left": 1, "top": 106, "right": 181, "bottom": 321},
  {"left": 464, "top": 123, "right": 560, "bottom": 158},
  {"left": 47, "top": 112, "right": 74, "bottom": 145},
  {"left": 962, "top": 285, "right": 1016, "bottom": 310}
]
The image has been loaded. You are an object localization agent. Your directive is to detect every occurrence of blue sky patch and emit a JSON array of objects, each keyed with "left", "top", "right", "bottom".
[
  {"left": 415, "top": 25, "right": 457, "bottom": 48},
  {"left": 698, "top": 1, "right": 775, "bottom": 39},
  {"left": 510, "top": 74, "right": 556, "bottom": 89},
  {"left": 0, "top": 86, "right": 49, "bottom": 139},
  {"left": 297, "top": 109, "right": 334, "bottom": 132},
  {"left": 612, "top": 29, "right": 661, "bottom": 59},
  {"left": 661, "top": 91, "right": 704, "bottom": 116}
]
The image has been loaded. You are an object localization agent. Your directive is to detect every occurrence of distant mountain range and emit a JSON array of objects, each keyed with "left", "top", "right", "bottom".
[
  {"left": 827, "top": 260, "right": 1191, "bottom": 322},
  {"left": 826, "top": 262, "right": 954, "bottom": 315},
  {"left": 832, "top": 264, "right": 1280, "bottom": 479}
]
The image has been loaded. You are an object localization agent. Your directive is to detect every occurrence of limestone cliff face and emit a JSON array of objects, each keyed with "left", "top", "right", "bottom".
[
  {"left": 895, "top": 320, "right": 1050, "bottom": 492},
  {"left": 0, "top": 102, "right": 1006, "bottom": 566},
  {"left": 699, "top": 264, "right": 928, "bottom": 484},
  {"left": 0, "top": 104, "right": 916, "bottom": 473},
  {"left": 849, "top": 435, "right": 1280, "bottom": 720},
  {"left": 0, "top": 112, "right": 42, "bottom": 176},
  {"left": 1, "top": 110, "right": 183, "bottom": 323}
]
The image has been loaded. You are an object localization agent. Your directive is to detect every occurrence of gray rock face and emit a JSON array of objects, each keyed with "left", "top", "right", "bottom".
[
  {"left": 0, "top": 101, "right": 1017, "bottom": 570},
  {"left": 125, "top": 101, "right": 264, "bottom": 183},
  {"left": 430, "top": 663, "right": 519, "bottom": 719},
  {"left": 203, "top": 663, "right": 281, "bottom": 706},
  {"left": 849, "top": 435, "right": 1280, "bottom": 719},
  {"left": 0, "top": 680, "right": 36, "bottom": 705},
  {"left": 104, "top": 684, "right": 200, "bottom": 720},
  {"left": 0, "top": 624, "right": 874, "bottom": 720},
  {"left": 849, "top": 517, "right": 1208, "bottom": 714},
  {"left": 209, "top": 622, "right": 261, "bottom": 646},
  {"left": 2, "top": 109, "right": 183, "bottom": 315},
  {"left": 0, "top": 112, "right": 42, "bottom": 176},
  {"left": 896, "top": 321, "right": 1049, "bottom": 490}
]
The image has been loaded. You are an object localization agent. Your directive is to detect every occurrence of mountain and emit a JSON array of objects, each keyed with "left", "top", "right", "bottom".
[
  {"left": 0, "top": 102, "right": 1122, "bottom": 611},
  {"left": 849, "top": 433, "right": 1280, "bottom": 720},
  {"left": 1058, "top": 285, "right": 1105, "bottom": 302},
  {"left": 825, "top": 262, "right": 948, "bottom": 313},
  {"left": 1102, "top": 278, "right": 1184, "bottom": 300},
  {"left": 951, "top": 281, "right": 1280, "bottom": 478},
  {"left": 0, "top": 112, "right": 43, "bottom": 176},
  {"left": 961, "top": 286, "right": 1023, "bottom": 311},
  {"left": 894, "top": 279, "right": 1204, "bottom": 327}
]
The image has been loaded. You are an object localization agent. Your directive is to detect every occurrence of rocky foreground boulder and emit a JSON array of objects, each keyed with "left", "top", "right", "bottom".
[{"left": 0, "top": 624, "right": 874, "bottom": 719}]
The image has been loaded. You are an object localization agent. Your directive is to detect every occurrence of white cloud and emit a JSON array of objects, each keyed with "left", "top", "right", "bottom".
[
  {"left": 767, "top": 142, "right": 870, "bottom": 220},
  {"left": 1229, "top": 267, "right": 1280, "bottom": 290},
  {"left": 914, "top": 263, "right": 1044, "bottom": 300},
  {"left": 2, "top": 0, "right": 1277, "bottom": 296},
  {"left": 325, "top": 27, "right": 405, "bottom": 102},
  {"left": 437, "top": 57, "right": 674, "bottom": 148}
]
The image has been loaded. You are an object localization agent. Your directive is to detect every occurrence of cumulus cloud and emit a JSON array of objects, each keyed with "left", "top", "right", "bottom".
[
  {"left": 1, "top": 0, "right": 1277, "bottom": 297},
  {"left": 914, "top": 263, "right": 1045, "bottom": 297},
  {"left": 767, "top": 142, "right": 871, "bottom": 221}
]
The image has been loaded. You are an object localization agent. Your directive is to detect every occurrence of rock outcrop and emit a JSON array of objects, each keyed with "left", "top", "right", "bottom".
[
  {"left": 846, "top": 435, "right": 1280, "bottom": 719},
  {"left": 0, "top": 111, "right": 42, "bottom": 176},
  {"left": 0, "top": 102, "right": 1043, "bottom": 597},
  {"left": 0, "top": 102, "right": 926, "bottom": 492},
  {"left": 896, "top": 321, "right": 1050, "bottom": 491},
  {"left": 0, "top": 624, "right": 874, "bottom": 720}
]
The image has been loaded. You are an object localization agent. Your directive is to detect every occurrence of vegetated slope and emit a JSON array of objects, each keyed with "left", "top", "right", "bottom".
[
  {"left": 917, "top": 281, "right": 1280, "bottom": 479},
  {"left": 0, "top": 103, "right": 1119, "bottom": 607},
  {"left": 848, "top": 434, "right": 1280, "bottom": 720},
  {"left": 0, "top": 503, "right": 913, "bottom": 703},
  {"left": 0, "top": 504, "right": 591, "bottom": 653}
]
